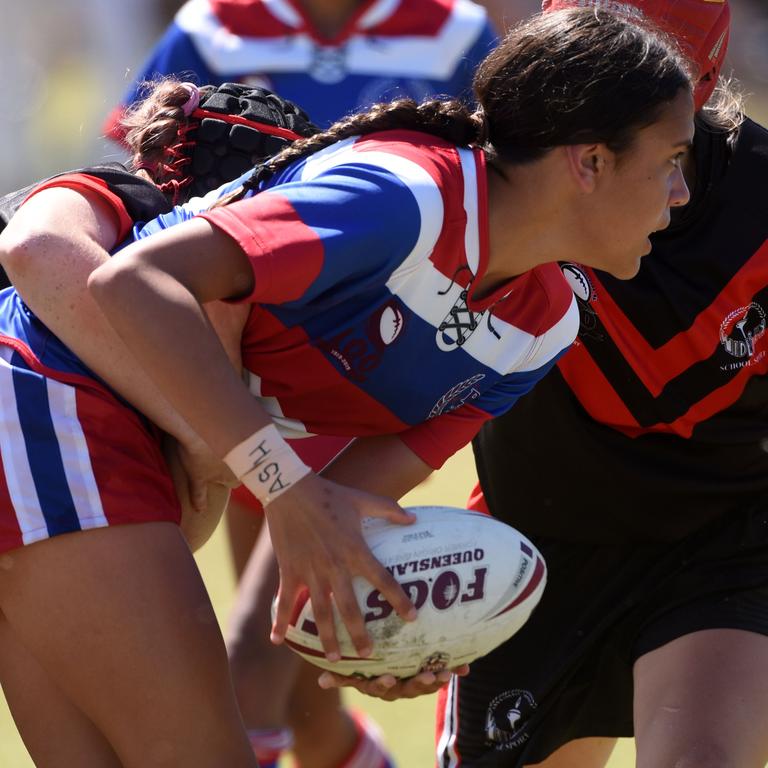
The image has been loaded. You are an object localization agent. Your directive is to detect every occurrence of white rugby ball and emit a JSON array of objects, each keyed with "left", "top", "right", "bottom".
[{"left": 282, "top": 506, "right": 546, "bottom": 678}]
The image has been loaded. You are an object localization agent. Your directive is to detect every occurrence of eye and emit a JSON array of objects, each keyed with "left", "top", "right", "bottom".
[{"left": 670, "top": 150, "right": 688, "bottom": 168}]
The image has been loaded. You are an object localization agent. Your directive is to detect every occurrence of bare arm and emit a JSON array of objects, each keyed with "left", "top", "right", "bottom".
[
  {"left": 87, "top": 215, "right": 418, "bottom": 657},
  {"left": 0, "top": 186, "right": 246, "bottom": 524},
  {"left": 0, "top": 187, "right": 201, "bottom": 445}
]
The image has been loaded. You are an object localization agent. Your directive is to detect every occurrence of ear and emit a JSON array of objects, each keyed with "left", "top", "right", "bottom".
[{"left": 563, "top": 143, "right": 610, "bottom": 193}]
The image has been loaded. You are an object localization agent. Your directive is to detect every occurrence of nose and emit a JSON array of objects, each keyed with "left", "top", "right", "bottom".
[{"left": 670, "top": 165, "right": 690, "bottom": 208}]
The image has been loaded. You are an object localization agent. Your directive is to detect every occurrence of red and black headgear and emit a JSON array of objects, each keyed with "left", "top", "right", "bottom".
[{"left": 542, "top": 0, "right": 730, "bottom": 110}]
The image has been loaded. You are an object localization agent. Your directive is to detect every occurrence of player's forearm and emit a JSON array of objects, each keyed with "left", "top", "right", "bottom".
[
  {"left": 88, "top": 249, "right": 272, "bottom": 458},
  {"left": 321, "top": 434, "right": 433, "bottom": 500}
]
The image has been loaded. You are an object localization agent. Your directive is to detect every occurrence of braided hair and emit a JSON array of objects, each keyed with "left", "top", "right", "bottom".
[{"left": 119, "top": 80, "right": 318, "bottom": 204}]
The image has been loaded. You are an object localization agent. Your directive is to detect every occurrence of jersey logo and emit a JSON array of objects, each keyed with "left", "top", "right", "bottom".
[
  {"left": 484, "top": 689, "right": 537, "bottom": 750},
  {"left": 318, "top": 299, "right": 406, "bottom": 383},
  {"left": 429, "top": 373, "right": 485, "bottom": 417},
  {"left": 719, "top": 302, "right": 767, "bottom": 369},
  {"left": 561, "top": 263, "right": 603, "bottom": 342},
  {"left": 561, "top": 263, "right": 592, "bottom": 302}
]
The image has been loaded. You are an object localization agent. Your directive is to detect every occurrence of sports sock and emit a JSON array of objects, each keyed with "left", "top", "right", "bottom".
[
  {"left": 249, "top": 726, "right": 293, "bottom": 767},
  {"left": 336, "top": 712, "right": 396, "bottom": 768}
]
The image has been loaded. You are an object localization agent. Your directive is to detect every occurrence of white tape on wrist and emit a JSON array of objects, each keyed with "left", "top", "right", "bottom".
[{"left": 223, "top": 424, "right": 311, "bottom": 506}]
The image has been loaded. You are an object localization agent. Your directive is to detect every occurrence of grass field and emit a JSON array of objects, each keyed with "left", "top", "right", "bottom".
[{"left": 0, "top": 446, "right": 638, "bottom": 767}]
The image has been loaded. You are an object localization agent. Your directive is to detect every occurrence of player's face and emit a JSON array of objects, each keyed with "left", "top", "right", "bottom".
[{"left": 584, "top": 88, "right": 695, "bottom": 280}]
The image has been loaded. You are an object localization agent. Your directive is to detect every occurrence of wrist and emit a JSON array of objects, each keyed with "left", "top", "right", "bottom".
[{"left": 223, "top": 424, "right": 311, "bottom": 506}]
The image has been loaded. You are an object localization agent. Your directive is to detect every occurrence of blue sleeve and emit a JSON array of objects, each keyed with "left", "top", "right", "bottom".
[{"left": 474, "top": 349, "right": 569, "bottom": 419}]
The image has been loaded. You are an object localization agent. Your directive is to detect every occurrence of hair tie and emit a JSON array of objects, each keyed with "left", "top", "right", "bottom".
[{"left": 180, "top": 82, "right": 201, "bottom": 117}]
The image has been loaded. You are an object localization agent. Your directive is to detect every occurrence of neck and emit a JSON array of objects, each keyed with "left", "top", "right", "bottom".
[
  {"left": 297, "top": 0, "right": 362, "bottom": 38},
  {"left": 476, "top": 155, "right": 575, "bottom": 299}
]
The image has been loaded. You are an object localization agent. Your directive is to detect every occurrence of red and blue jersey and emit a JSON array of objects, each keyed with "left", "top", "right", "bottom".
[
  {"left": 104, "top": 0, "right": 497, "bottom": 135},
  {"left": 164, "top": 130, "right": 576, "bottom": 467}
]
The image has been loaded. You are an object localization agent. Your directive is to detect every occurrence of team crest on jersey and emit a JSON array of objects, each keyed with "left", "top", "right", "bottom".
[
  {"left": 719, "top": 302, "right": 767, "bottom": 370},
  {"left": 485, "top": 689, "right": 537, "bottom": 749},
  {"left": 318, "top": 300, "right": 406, "bottom": 383},
  {"left": 561, "top": 263, "right": 603, "bottom": 342},
  {"left": 429, "top": 374, "right": 485, "bottom": 417},
  {"left": 561, "top": 263, "right": 593, "bottom": 302}
]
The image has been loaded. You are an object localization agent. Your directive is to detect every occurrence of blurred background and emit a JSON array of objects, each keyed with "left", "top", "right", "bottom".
[
  {"left": 1, "top": 0, "right": 767, "bottom": 191},
  {"left": 0, "top": 1, "right": 766, "bottom": 766}
]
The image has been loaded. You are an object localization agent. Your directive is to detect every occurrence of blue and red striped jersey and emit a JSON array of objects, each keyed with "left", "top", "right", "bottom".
[{"left": 192, "top": 130, "right": 578, "bottom": 466}]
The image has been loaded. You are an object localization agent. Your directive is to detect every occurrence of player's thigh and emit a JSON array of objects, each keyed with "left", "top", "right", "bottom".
[
  {"left": 0, "top": 522, "right": 256, "bottom": 768},
  {"left": 634, "top": 628, "right": 768, "bottom": 768},
  {"left": 0, "top": 614, "right": 121, "bottom": 768},
  {"left": 527, "top": 737, "right": 616, "bottom": 768}
]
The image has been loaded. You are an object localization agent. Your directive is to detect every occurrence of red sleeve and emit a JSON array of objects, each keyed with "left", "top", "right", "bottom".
[
  {"left": 397, "top": 403, "right": 492, "bottom": 469},
  {"left": 22, "top": 173, "right": 134, "bottom": 243},
  {"left": 198, "top": 191, "right": 324, "bottom": 305}
]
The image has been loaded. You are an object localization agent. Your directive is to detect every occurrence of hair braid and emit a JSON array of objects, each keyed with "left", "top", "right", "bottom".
[{"left": 244, "top": 97, "right": 485, "bottom": 190}]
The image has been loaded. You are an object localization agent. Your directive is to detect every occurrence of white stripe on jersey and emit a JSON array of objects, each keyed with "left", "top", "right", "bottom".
[
  {"left": 523, "top": 295, "right": 579, "bottom": 371},
  {"left": 0, "top": 358, "right": 47, "bottom": 545},
  {"left": 344, "top": 3, "right": 489, "bottom": 80},
  {"left": 258, "top": 0, "right": 304, "bottom": 27},
  {"left": 176, "top": 0, "right": 488, "bottom": 79},
  {"left": 358, "top": 0, "right": 401, "bottom": 29},
  {"left": 458, "top": 146, "right": 481, "bottom": 276},
  {"left": 437, "top": 674, "right": 461, "bottom": 767},
  {"left": 46, "top": 378, "right": 108, "bottom": 530}
]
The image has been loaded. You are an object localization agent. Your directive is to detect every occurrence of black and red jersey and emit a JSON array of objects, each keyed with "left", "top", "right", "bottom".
[
  {"left": 474, "top": 117, "right": 768, "bottom": 541},
  {"left": 0, "top": 164, "right": 169, "bottom": 290}
]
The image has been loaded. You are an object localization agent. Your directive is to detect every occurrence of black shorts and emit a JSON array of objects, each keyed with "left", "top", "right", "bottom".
[{"left": 436, "top": 503, "right": 768, "bottom": 767}]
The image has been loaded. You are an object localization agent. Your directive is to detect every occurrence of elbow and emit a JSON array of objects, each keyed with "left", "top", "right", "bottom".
[
  {"left": 86, "top": 259, "right": 122, "bottom": 305},
  {"left": 0, "top": 230, "right": 48, "bottom": 282}
]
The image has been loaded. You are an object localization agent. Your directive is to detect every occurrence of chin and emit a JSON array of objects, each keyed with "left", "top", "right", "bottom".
[{"left": 609, "top": 256, "right": 643, "bottom": 281}]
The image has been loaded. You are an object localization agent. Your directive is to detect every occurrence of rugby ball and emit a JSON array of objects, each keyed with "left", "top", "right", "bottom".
[{"left": 282, "top": 506, "right": 546, "bottom": 678}]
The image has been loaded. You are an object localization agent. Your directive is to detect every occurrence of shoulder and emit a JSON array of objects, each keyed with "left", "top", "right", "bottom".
[{"left": 495, "top": 263, "right": 578, "bottom": 355}]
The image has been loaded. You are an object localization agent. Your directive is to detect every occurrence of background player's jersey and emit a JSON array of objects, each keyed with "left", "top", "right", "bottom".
[
  {"left": 148, "top": 130, "right": 576, "bottom": 467},
  {"left": 104, "top": 0, "right": 497, "bottom": 134},
  {"left": 474, "top": 118, "right": 768, "bottom": 540}
]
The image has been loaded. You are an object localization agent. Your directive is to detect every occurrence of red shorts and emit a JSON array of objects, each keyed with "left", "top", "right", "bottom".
[{"left": 0, "top": 332, "right": 180, "bottom": 554}]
